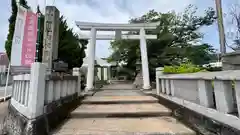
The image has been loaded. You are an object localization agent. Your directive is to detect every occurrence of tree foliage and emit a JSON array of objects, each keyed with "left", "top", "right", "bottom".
[
  {"left": 108, "top": 5, "right": 217, "bottom": 80},
  {"left": 37, "top": 9, "right": 87, "bottom": 68},
  {"left": 57, "top": 16, "right": 87, "bottom": 68}
]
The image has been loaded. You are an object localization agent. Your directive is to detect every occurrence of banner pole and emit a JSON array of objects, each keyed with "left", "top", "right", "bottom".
[{"left": 4, "top": 63, "right": 11, "bottom": 101}]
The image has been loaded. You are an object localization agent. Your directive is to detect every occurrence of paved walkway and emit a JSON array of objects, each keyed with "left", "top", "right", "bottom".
[
  {"left": 0, "top": 102, "right": 9, "bottom": 131},
  {"left": 0, "top": 86, "right": 11, "bottom": 130},
  {"left": 53, "top": 84, "right": 195, "bottom": 135}
]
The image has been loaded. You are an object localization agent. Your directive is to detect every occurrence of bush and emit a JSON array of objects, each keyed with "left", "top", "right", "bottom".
[{"left": 163, "top": 63, "right": 206, "bottom": 74}]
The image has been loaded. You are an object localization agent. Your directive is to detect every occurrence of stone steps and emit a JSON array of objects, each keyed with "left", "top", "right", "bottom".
[
  {"left": 82, "top": 95, "right": 158, "bottom": 104},
  {"left": 53, "top": 117, "right": 196, "bottom": 135},
  {"left": 71, "top": 103, "right": 171, "bottom": 118},
  {"left": 53, "top": 90, "right": 196, "bottom": 135},
  {"left": 100, "top": 83, "right": 134, "bottom": 90},
  {"left": 109, "top": 80, "right": 132, "bottom": 84}
]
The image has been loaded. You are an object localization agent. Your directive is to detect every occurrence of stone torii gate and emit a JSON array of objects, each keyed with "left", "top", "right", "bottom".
[{"left": 75, "top": 22, "right": 158, "bottom": 91}]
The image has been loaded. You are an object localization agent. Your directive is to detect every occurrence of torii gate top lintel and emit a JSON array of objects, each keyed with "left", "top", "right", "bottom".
[{"left": 75, "top": 21, "right": 159, "bottom": 31}]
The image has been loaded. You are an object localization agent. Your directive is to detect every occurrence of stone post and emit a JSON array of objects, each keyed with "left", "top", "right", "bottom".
[
  {"left": 73, "top": 67, "right": 81, "bottom": 96},
  {"left": 156, "top": 67, "right": 164, "bottom": 95},
  {"left": 198, "top": 80, "right": 215, "bottom": 108},
  {"left": 42, "top": 6, "right": 60, "bottom": 70},
  {"left": 28, "top": 62, "right": 46, "bottom": 118},
  {"left": 97, "top": 67, "right": 102, "bottom": 81},
  {"left": 214, "top": 80, "right": 235, "bottom": 113},
  {"left": 103, "top": 67, "right": 108, "bottom": 81},
  {"left": 108, "top": 66, "right": 111, "bottom": 81},
  {"left": 234, "top": 80, "right": 240, "bottom": 118}
]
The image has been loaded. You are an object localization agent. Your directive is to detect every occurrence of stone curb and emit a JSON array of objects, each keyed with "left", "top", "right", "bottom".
[
  {"left": 80, "top": 91, "right": 96, "bottom": 97},
  {"left": 81, "top": 100, "right": 158, "bottom": 104},
  {"left": 0, "top": 95, "right": 11, "bottom": 103},
  {"left": 70, "top": 111, "right": 172, "bottom": 118}
]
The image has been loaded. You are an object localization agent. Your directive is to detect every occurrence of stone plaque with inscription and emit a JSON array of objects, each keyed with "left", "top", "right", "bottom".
[{"left": 42, "top": 6, "right": 60, "bottom": 69}]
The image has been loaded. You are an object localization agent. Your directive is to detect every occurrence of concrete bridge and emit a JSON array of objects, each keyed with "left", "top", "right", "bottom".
[{"left": 1, "top": 63, "right": 240, "bottom": 135}]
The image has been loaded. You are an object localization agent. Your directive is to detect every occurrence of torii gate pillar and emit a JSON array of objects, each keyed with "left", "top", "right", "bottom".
[
  {"left": 140, "top": 28, "right": 151, "bottom": 90},
  {"left": 85, "top": 28, "right": 96, "bottom": 91}
]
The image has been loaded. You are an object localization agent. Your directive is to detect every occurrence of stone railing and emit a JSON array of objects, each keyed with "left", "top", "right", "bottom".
[
  {"left": 3, "top": 63, "right": 83, "bottom": 135},
  {"left": 10, "top": 74, "right": 32, "bottom": 118},
  {"left": 44, "top": 75, "right": 78, "bottom": 105},
  {"left": 156, "top": 67, "right": 240, "bottom": 131}
]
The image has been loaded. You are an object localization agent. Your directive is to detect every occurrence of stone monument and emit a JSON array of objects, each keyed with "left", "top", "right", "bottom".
[{"left": 42, "top": 6, "right": 60, "bottom": 70}]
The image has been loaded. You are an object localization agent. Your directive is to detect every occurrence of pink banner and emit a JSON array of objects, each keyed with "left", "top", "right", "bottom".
[{"left": 21, "top": 11, "right": 37, "bottom": 67}]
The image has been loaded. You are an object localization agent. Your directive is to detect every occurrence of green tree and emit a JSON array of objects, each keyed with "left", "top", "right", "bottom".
[
  {"left": 184, "top": 44, "right": 216, "bottom": 65},
  {"left": 109, "top": 5, "right": 217, "bottom": 80},
  {"left": 5, "top": 0, "right": 29, "bottom": 59},
  {"left": 58, "top": 16, "right": 87, "bottom": 68},
  {"left": 19, "top": 0, "right": 27, "bottom": 6},
  {"left": 36, "top": 6, "right": 44, "bottom": 62},
  {"left": 37, "top": 10, "right": 88, "bottom": 68}
]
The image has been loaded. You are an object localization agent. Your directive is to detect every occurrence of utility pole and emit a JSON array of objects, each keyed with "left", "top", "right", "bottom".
[{"left": 215, "top": 0, "right": 226, "bottom": 55}]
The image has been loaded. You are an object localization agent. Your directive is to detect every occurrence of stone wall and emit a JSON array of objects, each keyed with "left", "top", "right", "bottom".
[
  {"left": 2, "top": 93, "right": 83, "bottom": 135},
  {"left": 156, "top": 68, "right": 240, "bottom": 132},
  {"left": 152, "top": 94, "right": 240, "bottom": 135},
  {"left": 222, "top": 51, "right": 240, "bottom": 70}
]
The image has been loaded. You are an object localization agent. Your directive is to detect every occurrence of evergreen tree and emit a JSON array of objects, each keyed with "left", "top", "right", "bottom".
[
  {"left": 19, "top": 0, "right": 27, "bottom": 6},
  {"left": 37, "top": 6, "right": 44, "bottom": 62},
  {"left": 37, "top": 8, "right": 87, "bottom": 68},
  {"left": 58, "top": 16, "right": 87, "bottom": 68},
  {"left": 5, "top": 0, "right": 28, "bottom": 59}
]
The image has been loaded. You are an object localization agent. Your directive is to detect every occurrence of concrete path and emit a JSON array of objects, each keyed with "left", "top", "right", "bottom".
[
  {"left": 53, "top": 84, "right": 195, "bottom": 135},
  {"left": 0, "top": 102, "right": 9, "bottom": 130}
]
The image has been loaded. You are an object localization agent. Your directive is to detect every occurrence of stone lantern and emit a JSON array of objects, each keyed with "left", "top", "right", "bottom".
[
  {"left": 133, "top": 59, "right": 143, "bottom": 89},
  {"left": 136, "top": 59, "right": 142, "bottom": 73}
]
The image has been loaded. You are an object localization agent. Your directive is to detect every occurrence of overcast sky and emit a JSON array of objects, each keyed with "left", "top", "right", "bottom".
[{"left": 0, "top": 0, "right": 235, "bottom": 58}]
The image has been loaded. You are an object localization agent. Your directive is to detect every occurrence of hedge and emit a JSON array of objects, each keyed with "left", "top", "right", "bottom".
[{"left": 163, "top": 63, "right": 206, "bottom": 74}]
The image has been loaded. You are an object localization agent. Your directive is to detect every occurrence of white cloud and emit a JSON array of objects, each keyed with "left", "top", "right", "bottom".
[{"left": 1, "top": 0, "right": 196, "bottom": 58}]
